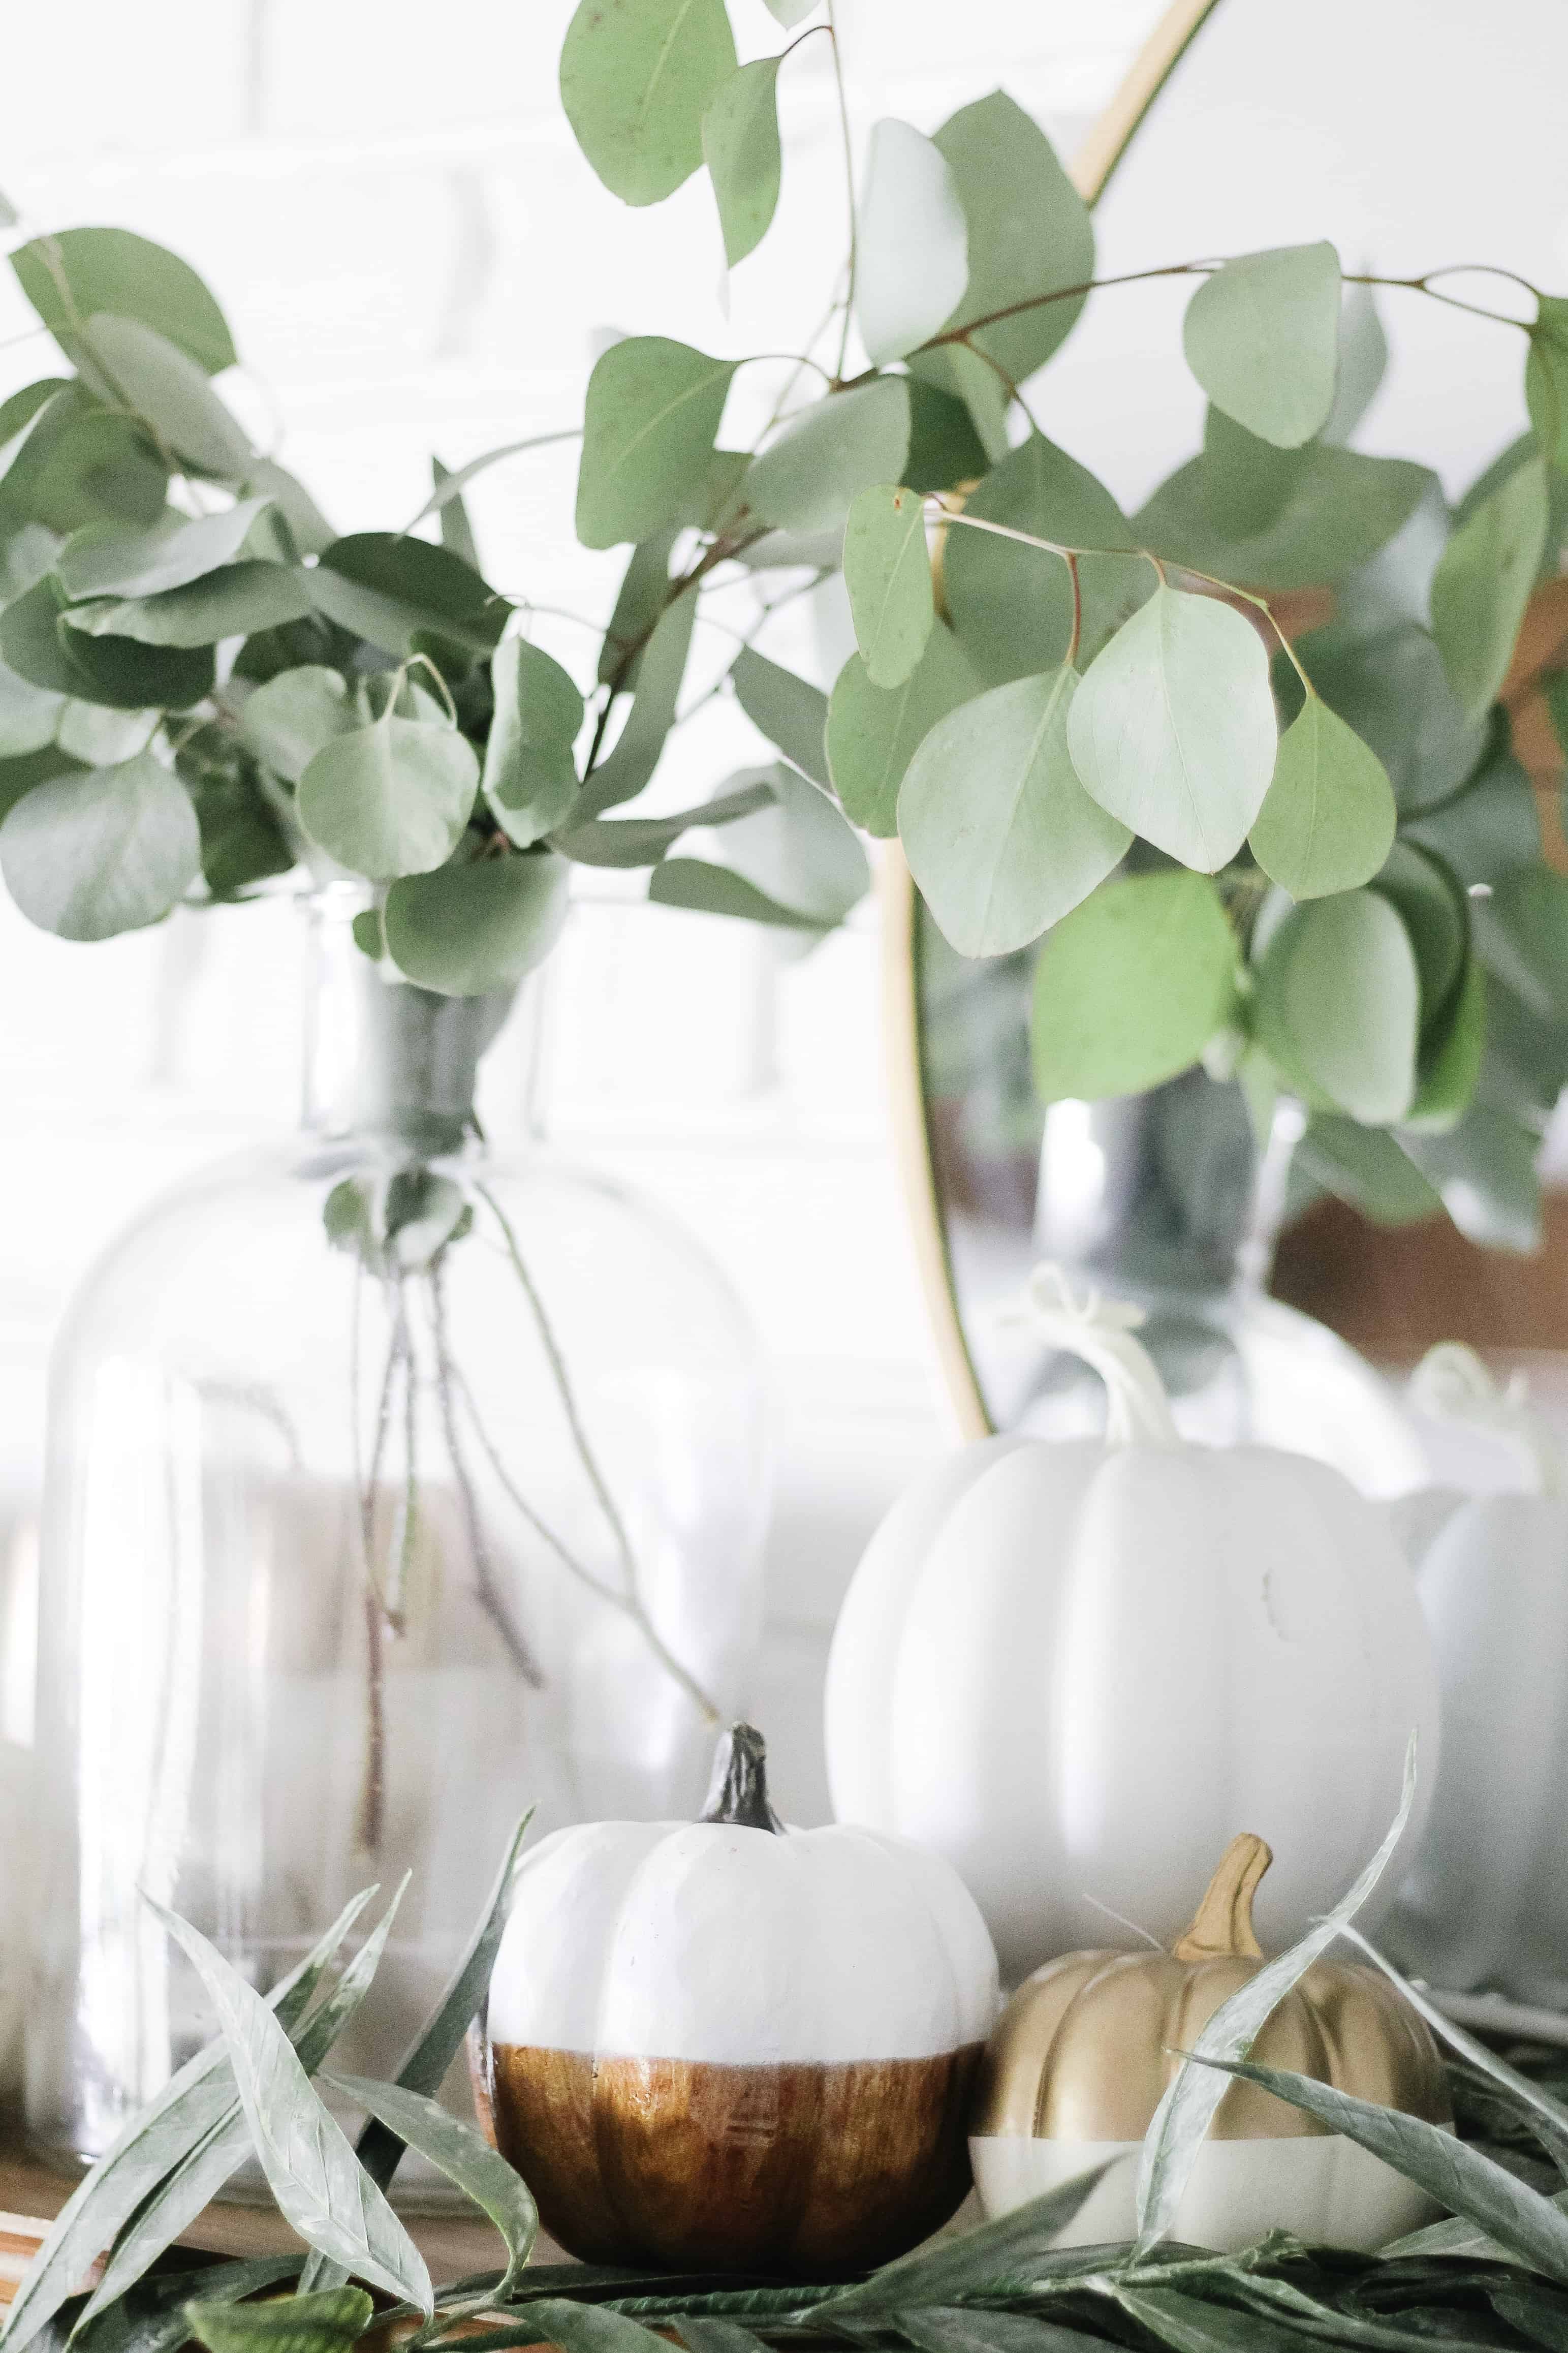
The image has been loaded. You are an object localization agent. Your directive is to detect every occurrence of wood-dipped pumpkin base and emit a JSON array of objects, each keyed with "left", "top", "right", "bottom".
[{"left": 489, "top": 2042, "right": 985, "bottom": 2274}]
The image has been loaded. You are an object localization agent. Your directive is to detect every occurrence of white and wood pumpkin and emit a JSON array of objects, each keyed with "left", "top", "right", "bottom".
[
  {"left": 1388, "top": 1345, "right": 1568, "bottom": 2005},
  {"left": 482, "top": 1722, "right": 999, "bottom": 2274},
  {"left": 825, "top": 1268, "right": 1438, "bottom": 1984},
  {"left": 970, "top": 1832, "right": 1449, "bottom": 2253}
]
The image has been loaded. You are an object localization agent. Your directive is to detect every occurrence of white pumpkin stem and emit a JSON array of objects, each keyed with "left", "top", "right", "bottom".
[
  {"left": 1409, "top": 1342, "right": 1561, "bottom": 1498},
  {"left": 1015, "top": 1263, "right": 1180, "bottom": 1448}
]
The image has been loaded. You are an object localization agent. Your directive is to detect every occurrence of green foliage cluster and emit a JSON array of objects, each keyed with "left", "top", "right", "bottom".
[{"left": 1, "top": 0, "right": 1566, "bottom": 1247}]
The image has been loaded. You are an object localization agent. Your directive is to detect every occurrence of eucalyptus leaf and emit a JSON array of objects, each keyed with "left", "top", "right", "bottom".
[
  {"left": 1134, "top": 1739, "right": 1416, "bottom": 2254},
  {"left": 843, "top": 484, "right": 932, "bottom": 689},
  {"left": 1249, "top": 695, "right": 1396, "bottom": 899},
  {"left": 1299, "top": 618, "right": 1486, "bottom": 815},
  {"left": 67, "top": 565, "right": 310, "bottom": 648},
  {"left": 762, "top": 0, "right": 815, "bottom": 20},
  {"left": 243, "top": 460, "right": 335, "bottom": 560},
  {"left": 1136, "top": 446, "right": 1432, "bottom": 592},
  {"left": 55, "top": 624, "right": 215, "bottom": 715},
  {"left": 402, "top": 430, "right": 582, "bottom": 533},
  {"left": 576, "top": 338, "right": 737, "bottom": 551},
  {"left": 901, "top": 667, "right": 1130, "bottom": 956},
  {"left": 1252, "top": 889, "right": 1421, "bottom": 1123},
  {"left": 57, "top": 500, "right": 272, "bottom": 601},
  {"left": 1403, "top": 1106, "right": 1542, "bottom": 1253},
  {"left": 307, "top": 534, "right": 505, "bottom": 660},
  {"left": 576, "top": 590, "right": 696, "bottom": 818},
  {"left": 744, "top": 378, "right": 911, "bottom": 534},
  {"left": 903, "top": 380, "right": 990, "bottom": 497},
  {"left": 146, "top": 1899, "right": 432, "bottom": 2315},
  {"left": 1030, "top": 871, "right": 1235, "bottom": 1104},
  {"left": 942, "top": 343, "right": 1011, "bottom": 465},
  {"left": 1, "top": 574, "right": 103, "bottom": 696},
  {"left": 940, "top": 435, "right": 1137, "bottom": 686},
  {"left": 1183, "top": 243, "right": 1341, "bottom": 448},
  {"left": 0, "top": 390, "right": 168, "bottom": 537},
  {"left": 1405, "top": 956, "right": 1487, "bottom": 1134},
  {"left": 1371, "top": 838, "right": 1467, "bottom": 1038},
  {"left": 1429, "top": 454, "right": 1549, "bottom": 722},
  {"left": 239, "top": 668, "right": 355, "bottom": 785},
  {"left": 1324, "top": 280, "right": 1389, "bottom": 446},
  {"left": 431, "top": 458, "right": 480, "bottom": 570},
  {"left": 0, "top": 1888, "right": 379, "bottom": 2353},
  {"left": 814, "top": 2169, "right": 1112, "bottom": 2319},
  {"left": 856, "top": 120, "right": 969, "bottom": 367},
  {"left": 703, "top": 61, "right": 781, "bottom": 271},
  {"left": 183, "top": 2291, "right": 372, "bottom": 2353},
  {"left": 558, "top": 779, "right": 776, "bottom": 868},
  {"left": 560, "top": 0, "right": 737, "bottom": 207},
  {"left": 0, "top": 755, "right": 199, "bottom": 939},
  {"left": 383, "top": 852, "right": 570, "bottom": 996},
  {"left": 1406, "top": 726, "right": 1540, "bottom": 885},
  {"left": 912, "top": 92, "right": 1093, "bottom": 397},
  {"left": 1295, "top": 1117, "right": 1440, "bottom": 1227},
  {"left": 55, "top": 702, "right": 156, "bottom": 766},
  {"left": 483, "top": 638, "right": 583, "bottom": 847},
  {"left": 649, "top": 855, "right": 826, "bottom": 932},
  {"left": 730, "top": 647, "right": 827, "bottom": 787},
  {"left": 13, "top": 230, "right": 236, "bottom": 375},
  {"left": 82, "top": 316, "right": 253, "bottom": 478},
  {"left": 297, "top": 719, "right": 479, "bottom": 881},
  {"left": 706, "top": 761, "right": 867, "bottom": 924},
  {"left": 1067, "top": 587, "right": 1277, "bottom": 870},
  {"left": 0, "top": 656, "right": 65, "bottom": 754},
  {"left": 599, "top": 528, "right": 677, "bottom": 690},
  {"left": 1527, "top": 295, "right": 1568, "bottom": 471},
  {"left": 827, "top": 621, "right": 982, "bottom": 836},
  {"left": 1483, "top": 867, "right": 1568, "bottom": 1021}
]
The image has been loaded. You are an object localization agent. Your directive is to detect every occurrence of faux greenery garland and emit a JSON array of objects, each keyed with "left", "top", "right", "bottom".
[{"left": 0, "top": 0, "right": 1566, "bottom": 1256}]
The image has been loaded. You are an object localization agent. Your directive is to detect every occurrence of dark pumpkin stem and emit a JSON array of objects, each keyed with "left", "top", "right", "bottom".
[{"left": 700, "top": 1722, "right": 783, "bottom": 1833}]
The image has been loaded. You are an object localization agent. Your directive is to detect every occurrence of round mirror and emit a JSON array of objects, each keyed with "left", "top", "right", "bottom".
[{"left": 890, "top": 0, "right": 1568, "bottom": 1479}]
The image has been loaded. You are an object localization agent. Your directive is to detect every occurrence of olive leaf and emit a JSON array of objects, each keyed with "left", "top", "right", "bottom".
[
  {"left": 560, "top": 0, "right": 737, "bottom": 207},
  {"left": 1248, "top": 694, "right": 1396, "bottom": 899},
  {"left": 56, "top": 500, "right": 272, "bottom": 601},
  {"left": 827, "top": 622, "right": 982, "bottom": 837},
  {"left": 297, "top": 716, "right": 479, "bottom": 882},
  {"left": 940, "top": 434, "right": 1136, "bottom": 687},
  {"left": 743, "top": 378, "right": 911, "bottom": 534},
  {"left": 13, "top": 228, "right": 237, "bottom": 375},
  {"left": 0, "top": 755, "right": 200, "bottom": 939},
  {"left": 813, "top": 2168, "right": 1112, "bottom": 2318},
  {"left": 702, "top": 61, "right": 782, "bottom": 271},
  {"left": 1066, "top": 587, "right": 1277, "bottom": 870},
  {"left": 730, "top": 648, "right": 827, "bottom": 787},
  {"left": 68, "top": 565, "right": 311, "bottom": 648},
  {"left": 513, "top": 2306, "right": 670, "bottom": 2353},
  {"left": 1252, "top": 889, "right": 1421, "bottom": 1124},
  {"left": 675, "top": 2323, "right": 773, "bottom": 2353},
  {"left": 900, "top": 667, "right": 1131, "bottom": 957},
  {"left": 576, "top": 338, "right": 737, "bottom": 551},
  {"left": 843, "top": 484, "right": 933, "bottom": 689},
  {"left": 325, "top": 2077, "right": 536, "bottom": 2297},
  {"left": 897, "top": 2313, "right": 1100, "bottom": 2353},
  {"left": 146, "top": 1899, "right": 432, "bottom": 2315},
  {"left": 855, "top": 120, "right": 969, "bottom": 367},
  {"left": 81, "top": 316, "right": 253, "bottom": 478},
  {"left": 575, "top": 591, "right": 696, "bottom": 819},
  {"left": 1182, "top": 243, "right": 1341, "bottom": 449},
  {"left": 1134, "top": 1737, "right": 1416, "bottom": 2255},
  {"left": 0, "top": 1888, "right": 380, "bottom": 2353},
  {"left": 237, "top": 667, "right": 356, "bottom": 786},
  {"left": 1031, "top": 870, "right": 1235, "bottom": 1105},
  {"left": 183, "top": 2291, "right": 373, "bottom": 2353},
  {"left": 1429, "top": 453, "right": 1549, "bottom": 722},
  {"left": 483, "top": 638, "right": 583, "bottom": 847},
  {"left": 383, "top": 852, "right": 569, "bottom": 996}
]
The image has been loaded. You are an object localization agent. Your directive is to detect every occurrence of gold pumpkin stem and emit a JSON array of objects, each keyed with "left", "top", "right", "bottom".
[{"left": 1171, "top": 1833, "right": 1272, "bottom": 1962}]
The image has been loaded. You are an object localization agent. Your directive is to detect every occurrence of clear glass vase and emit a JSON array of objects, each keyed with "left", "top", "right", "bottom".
[{"left": 25, "top": 888, "right": 768, "bottom": 2191}]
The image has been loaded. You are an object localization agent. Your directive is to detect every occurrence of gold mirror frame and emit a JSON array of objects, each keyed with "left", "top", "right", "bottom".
[{"left": 882, "top": 0, "right": 1223, "bottom": 1440}]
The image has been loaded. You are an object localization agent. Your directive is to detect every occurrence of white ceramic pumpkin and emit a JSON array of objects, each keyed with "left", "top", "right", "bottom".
[
  {"left": 483, "top": 1722, "right": 999, "bottom": 2274},
  {"left": 1388, "top": 1345, "right": 1568, "bottom": 2004},
  {"left": 825, "top": 1269, "right": 1439, "bottom": 1984}
]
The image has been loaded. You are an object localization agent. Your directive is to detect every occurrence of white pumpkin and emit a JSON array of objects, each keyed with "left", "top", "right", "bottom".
[
  {"left": 484, "top": 1723, "right": 998, "bottom": 2273},
  {"left": 825, "top": 1268, "right": 1438, "bottom": 1984},
  {"left": 1388, "top": 1345, "right": 1568, "bottom": 2004}
]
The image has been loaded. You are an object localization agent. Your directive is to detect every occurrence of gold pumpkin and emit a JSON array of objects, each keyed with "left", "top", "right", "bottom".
[{"left": 969, "top": 1833, "right": 1452, "bottom": 2254}]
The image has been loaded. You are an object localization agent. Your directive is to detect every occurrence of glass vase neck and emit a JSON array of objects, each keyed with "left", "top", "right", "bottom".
[{"left": 300, "top": 888, "right": 517, "bottom": 1155}]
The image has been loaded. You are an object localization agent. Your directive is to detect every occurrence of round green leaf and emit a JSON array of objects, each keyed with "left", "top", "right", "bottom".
[
  {"left": 483, "top": 638, "right": 583, "bottom": 847},
  {"left": 0, "top": 658, "right": 64, "bottom": 756},
  {"left": 826, "top": 622, "right": 982, "bottom": 837},
  {"left": 710, "top": 761, "right": 868, "bottom": 924},
  {"left": 12, "top": 229, "right": 236, "bottom": 375},
  {"left": 560, "top": 0, "right": 737, "bottom": 207},
  {"left": 307, "top": 533, "right": 505, "bottom": 659},
  {"left": 384, "top": 853, "right": 570, "bottom": 996},
  {"left": 1182, "top": 242, "right": 1342, "bottom": 449},
  {"left": 900, "top": 666, "right": 1131, "bottom": 957},
  {"left": 68, "top": 562, "right": 311, "bottom": 648},
  {"left": 730, "top": 647, "right": 827, "bottom": 787},
  {"left": 56, "top": 499, "right": 272, "bottom": 603},
  {"left": 49, "top": 623, "right": 214, "bottom": 714},
  {"left": 1253, "top": 888, "right": 1420, "bottom": 1124},
  {"left": 1135, "top": 443, "right": 1432, "bottom": 593},
  {"left": 575, "top": 337, "right": 737, "bottom": 551},
  {"left": 1248, "top": 694, "right": 1396, "bottom": 900},
  {"left": 0, "top": 754, "right": 199, "bottom": 939},
  {"left": 743, "top": 379, "right": 911, "bottom": 534},
  {"left": 855, "top": 119, "right": 969, "bottom": 367},
  {"left": 940, "top": 432, "right": 1137, "bottom": 685},
  {"left": 1, "top": 576, "right": 93, "bottom": 697},
  {"left": 1066, "top": 586, "right": 1277, "bottom": 870},
  {"left": 1429, "top": 454, "right": 1549, "bottom": 723},
  {"left": 1030, "top": 870, "right": 1236, "bottom": 1103},
  {"left": 238, "top": 667, "right": 354, "bottom": 785},
  {"left": 1370, "top": 837, "right": 1467, "bottom": 1034},
  {"left": 297, "top": 719, "right": 479, "bottom": 881},
  {"left": 843, "top": 484, "right": 933, "bottom": 689},
  {"left": 702, "top": 59, "right": 782, "bottom": 271},
  {"left": 83, "top": 316, "right": 253, "bottom": 478}
]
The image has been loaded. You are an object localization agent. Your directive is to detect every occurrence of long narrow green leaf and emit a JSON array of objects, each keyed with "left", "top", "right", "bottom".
[
  {"left": 147, "top": 1900, "right": 432, "bottom": 2316},
  {"left": 1134, "top": 1738, "right": 1417, "bottom": 2254},
  {"left": 1098, "top": 2284, "right": 1308, "bottom": 2351},
  {"left": 505, "top": 2305, "right": 670, "bottom": 2353},
  {"left": 77, "top": 1883, "right": 411, "bottom": 2332},
  {"left": 1204, "top": 2268, "right": 1508, "bottom": 2351},
  {"left": 402, "top": 433, "right": 581, "bottom": 531},
  {"left": 0, "top": 1888, "right": 380, "bottom": 2353},
  {"left": 71, "top": 2262, "right": 302, "bottom": 2353},
  {"left": 1197, "top": 2057, "right": 1568, "bottom": 2285},
  {"left": 184, "top": 2294, "right": 373, "bottom": 2353},
  {"left": 898, "top": 2309, "right": 1110, "bottom": 2353},
  {"left": 1340, "top": 1926, "right": 1568, "bottom": 2179},
  {"left": 326, "top": 2076, "right": 536, "bottom": 2296},
  {"left": 672, "top": 2320, "right": 771, "bottom": 2353},
  {"left": 814, "top": 2170, "right": 1113, "bottom": 2318}
]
